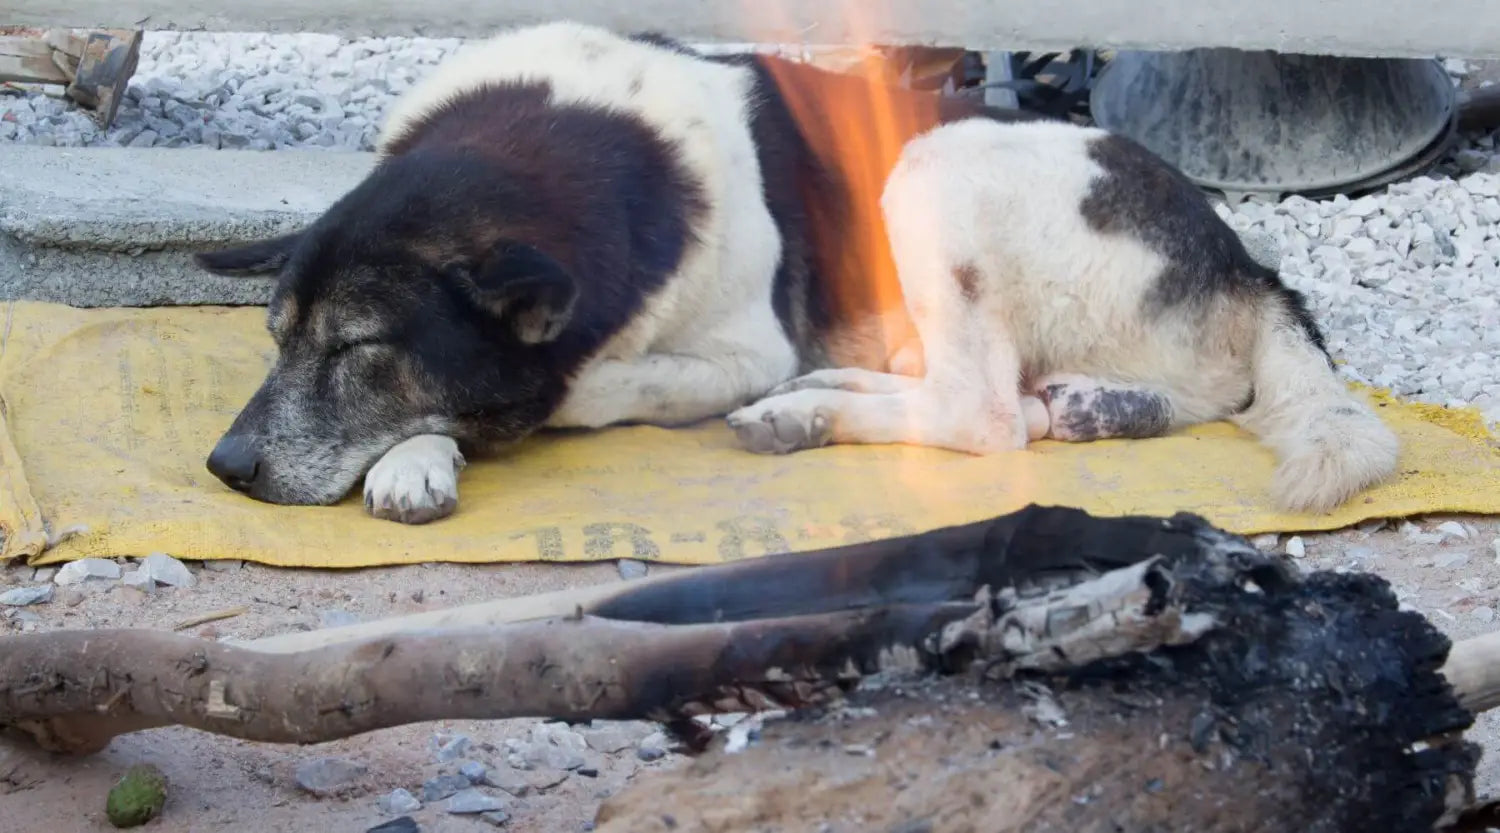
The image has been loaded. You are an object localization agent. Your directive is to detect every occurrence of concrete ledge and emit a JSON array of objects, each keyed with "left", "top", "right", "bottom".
[
  {"left": 9, "top": 0, "right": 1500, "bottom": 59},
  {"left": 0, "top": 146, "right": 372, "bottom": 307}
]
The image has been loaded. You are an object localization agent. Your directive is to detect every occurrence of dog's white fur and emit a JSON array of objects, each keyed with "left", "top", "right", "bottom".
[
  {"left": 366, "top": 23, "right": 799, "bottom": 517},
  {"left": 362, "top": 22, "right": 1398, "bottom": 521},
  {"left": 726, "top": 119, "right": 1400, "bottom": 514}
]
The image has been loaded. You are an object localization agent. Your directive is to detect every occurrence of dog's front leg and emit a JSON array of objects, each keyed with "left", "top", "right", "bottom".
[{"left": 363, "top": 435, "right": 467, "bottom": 524}]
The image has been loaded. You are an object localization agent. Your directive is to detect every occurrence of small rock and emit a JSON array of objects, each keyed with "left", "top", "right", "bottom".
[
  {"left": 1251, "top": 533, "right": 1279, "bottom": 549},
  {"left": 1491, "top": 538, "right": 1500, "bottom": 564},
  {"left": 367, "top": 819, "right": 420, "bottom": 833},
  {"left": 435, "top": 733, "right": 471, "bottom": 762},
  {"left": 294, "top": 756, "right": 367, "bottom": 797},
  {"left": 30, "top": 566, "right": 57, "bottom": 583},
  {"left": 1455, "top": 149, "right": 1489, "bottom": 174},
  {"left": 0, "top": 585, "right": 53, "bottom": 606},
  {"left": 1436, "top": 521, "right": 1471, "bottom": 541},
  {"left": 480, "top": 768, "right": 532, "bottom": 797},
  {"left": 140, "top": 552, "right": 196, "bottom": 588},
  {"left": 106, "top": 764, "right": 168, "bottom": 828},
  {"left": 446, "top": 788, "right": 508, "bottom": 814},
  {"left": 617, "top": 559, "right": 648, "bottom": 580},
  {"left": 202, "top": 559, "right": 243, "bottom": 573},
  {"left": 120, "top": 569, "right": 155, "bottom": 592},
  {"left": 636, "top": 741, "right": 667, "bottom": 762},
  {"left": 378, "top": 788, "right": 422, "bottom": 815},
  {"left": 481, "top": 810, "right": 511, "bottom": 827},
  {"left": 58, "top": 588, "right": 85, "bottom": 607},
  {"left": 1284, "top": 536, "right": 1306, "bottom": 558},
  {"left": 54, "top": 557, "right": 122, "bottom": 585},
  {"left": 1474, "top": 605, "right": 1496, "bottom": 624},
  {"left": 422, "top": 773, "right": 471, "bottom": 802},
  {"left": 1436, "top": 552, "right": 1472, "bottom": 570},
  {"left": 459, "top": 760, "right": 488, "bottom": 784}
]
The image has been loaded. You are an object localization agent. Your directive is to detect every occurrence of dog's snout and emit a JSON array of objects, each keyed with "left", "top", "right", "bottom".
[{"left": 207, "top": 435, "right": 262, "bottom": 493}]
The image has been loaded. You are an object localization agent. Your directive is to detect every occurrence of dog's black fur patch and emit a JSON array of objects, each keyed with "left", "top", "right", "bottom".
[
  {"left": 1079, "top": 134, "right": 1328, "bottom": 360},
  {"left": 1039, "top": 381, "right": 1175, "bottom": 441}
]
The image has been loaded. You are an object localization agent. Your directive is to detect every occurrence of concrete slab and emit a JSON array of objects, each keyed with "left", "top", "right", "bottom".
[
  {"left": 0, "top": 146, "right": 373, "bottom": 306},
  {"left": 9, "top": 0, "right": 1500, "bottom": 59}
]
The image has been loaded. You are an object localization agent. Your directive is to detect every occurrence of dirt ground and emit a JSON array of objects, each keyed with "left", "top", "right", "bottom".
[{"left": 3, "top": 512, "right": 1500, "bottom": 832}]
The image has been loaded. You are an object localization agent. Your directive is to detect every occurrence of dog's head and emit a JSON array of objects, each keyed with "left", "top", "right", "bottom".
[{"left": 197, "top": 170, "right": 580, "bottom": 506}]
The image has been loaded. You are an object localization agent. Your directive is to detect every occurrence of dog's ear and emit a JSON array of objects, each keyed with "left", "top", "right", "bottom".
[
  {"left": 193, "top": 231, "right": 305, "bottom": 276},
  {"left": 459, "top": 241, "right": 579, "bottom": 344}
]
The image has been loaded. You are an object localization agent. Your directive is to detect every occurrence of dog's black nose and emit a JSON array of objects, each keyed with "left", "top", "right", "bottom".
[{"left": 206, "top": 435, "right": 261, "bottom": 493}]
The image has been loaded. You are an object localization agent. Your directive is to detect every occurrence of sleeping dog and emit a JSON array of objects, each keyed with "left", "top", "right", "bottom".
[{"left": 197, "top": 22, "right": 1398, "bottom": 523}]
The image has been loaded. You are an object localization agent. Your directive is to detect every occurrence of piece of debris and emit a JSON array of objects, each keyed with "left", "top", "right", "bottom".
[
  {"left": 139, "top": 552, "right": 196, "bottom": 588},
  {"left": 367, "top": 818, "right": 419, "bottom": 833},
  {"left": 172, "top": 606, "right": 248, "bottom": 631},
  {"left": 422, "top": 773, "right": 471, "bottom": 802},
  {"left": 378, "top": 788, "right": 422, "bottom": 815},
  {"left": 105, "top": 763, "right": 167, "bottom": 828},
  {"left": 54, "top": 557, "right": 122, "bottom": 585},
  {"left": 582, "top": 721, "right": 654, "bottom": 754},
  {"left": 1284, "top": 536, "right": 1306, "bottom": 559},
  {"left": 201, "top": 559, "right": 244, "bottom": 573},
  {"left": 120, "top": 569, "right": 154, "bottom": 592},
  {"left": 1251, "top": 533, "right": 1279, "bottom": 549},
  {"left": 1401, "top": 522, "right": 1445, "bottom": 546},
  {"left": 294, "top": 756, "right": 368, "bottom": 797},
  {"left": 30, "top": 567, "right": 57, "bottom": 583},
  {"left": 459, "top": 761, "right": 488, "bottom": 784},
  {"left": 0, "top": 585, "right": 53, "bottom": 606},
  {"left": 481, "top": 810, "right": 511, "bottom": 827},
  {"left": 525, "top": 770, "right": 571, "bottom": 791},
  {"left": 617, "top": 559, "right": 648, "bottom": 580},
  {"left": 446, "top": 788, "right": 508, "bottom": 814}
]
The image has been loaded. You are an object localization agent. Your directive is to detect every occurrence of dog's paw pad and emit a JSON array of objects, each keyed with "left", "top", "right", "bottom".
[
  {"left": 363, "top": 436, "right": 463, "bottom": 525},
  {"left": 727, "top": 403, "right": 833, "bottom": 454}
]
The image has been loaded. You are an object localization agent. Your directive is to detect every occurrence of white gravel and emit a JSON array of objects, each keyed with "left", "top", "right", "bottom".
[{"left": 2, "top": 32, "right": 1498, "bottom": 431}]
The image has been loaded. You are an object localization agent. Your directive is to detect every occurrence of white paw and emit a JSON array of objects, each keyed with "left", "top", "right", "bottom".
[
  {"left": 726, "top": 392, "right": 836, "bottom": 454},
  {"left": 363, "top": 435, "right": 467, "bottom": 525}
]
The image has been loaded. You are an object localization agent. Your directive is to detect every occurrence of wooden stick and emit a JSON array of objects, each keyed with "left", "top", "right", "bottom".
[{"left": 0, "top": 36, "right": 71, "bottom": 85}]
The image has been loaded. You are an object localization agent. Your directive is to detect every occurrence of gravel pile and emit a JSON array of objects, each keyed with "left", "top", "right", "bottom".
[{"left": 2, "top": 32, "right": 1498, "bottom": 429}]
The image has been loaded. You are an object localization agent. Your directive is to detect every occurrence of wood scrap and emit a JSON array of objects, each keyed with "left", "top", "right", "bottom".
[{"left": 0, "top": 28, "right": 141, "bottom": 127}]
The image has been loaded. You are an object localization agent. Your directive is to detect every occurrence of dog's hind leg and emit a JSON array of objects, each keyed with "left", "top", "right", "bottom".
[{"left": 1030, "top": 374, "right": 1178, "bottom": 442}]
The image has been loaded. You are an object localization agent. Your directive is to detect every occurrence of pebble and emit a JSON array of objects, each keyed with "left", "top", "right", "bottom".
[
  {"left": 1436, "top": 521, "right": 1471, "bottom": 541},
  {"left": 435, "top": 733, "right": 471, "bottom": 762},
  {"left": 294, "top": 757, "right": 368, "bottom": 797},
  {"left": 1284, "top": 536, "right": 1306, "bottom": 558},
  {"left": 378, "top": 788, "right": 422, "bottom": 814},
  {"left": 446, "top": 788, "right": 508, "bottom": 814},
  {"left": 421, "top": 773, "right": 471, "bottom": 802},
  {"left": 636, "top": 739, "right": 668, "bottom": 763},
  {"left": 139, "top": 552, "right": 196, "bottom": 588},
  {"left": 120, "top": 569, "right": 156, "bottom": 592},
  {"left": 459, "top": 760, "right": 488, "bottom": 784},
  {"left": 30, "top": 567, "right": 57, "bottom": 583},
  {"left": 1251, "top": 533, "right": 1279, "bottom": 549},
  {"left": 617, "top": 559, "right": 648, "bottom": 580},
  {"left": 0, "top": 585, "right": 53, "bottom": 606},
  {"left": 53, "top": 557, "right": 122, "bottom": 585},
  {"left": 481, "top": 810, "right": 511, "bottom": 827},
  {"left": 1474, "top": 605, "right": 1496, "bottom": 624}
]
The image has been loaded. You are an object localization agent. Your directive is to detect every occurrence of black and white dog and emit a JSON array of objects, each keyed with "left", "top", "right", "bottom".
[{"left": 197, "top": 22, "right": 1399, "bottom": 524}]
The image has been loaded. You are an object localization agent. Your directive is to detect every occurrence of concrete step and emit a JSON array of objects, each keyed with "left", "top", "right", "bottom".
[{"left": 0, "top": 146, "right": 373, "bottom": 307}]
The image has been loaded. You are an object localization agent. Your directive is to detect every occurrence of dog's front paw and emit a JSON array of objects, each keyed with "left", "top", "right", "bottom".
[
  {"left": 363, "top": 435, "right": 467, "bottom": 524},
  {"left": 726, "top": 394, "right": 835, "bottom": 454}
]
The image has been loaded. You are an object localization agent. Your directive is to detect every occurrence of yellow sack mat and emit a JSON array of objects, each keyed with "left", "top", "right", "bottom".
[{"left": 3, "top": 300, "right": 1499, "bottom": 569}]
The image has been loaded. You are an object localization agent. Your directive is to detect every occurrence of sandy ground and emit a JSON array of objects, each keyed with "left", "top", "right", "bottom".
[{"left": 3, "top": 513, "right": 1500, "bottom": 832}]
